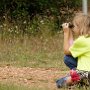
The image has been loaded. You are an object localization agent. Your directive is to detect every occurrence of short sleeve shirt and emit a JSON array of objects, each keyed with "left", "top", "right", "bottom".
[{"left": 69, "top": 36, "right": 90, "bottom": 71}]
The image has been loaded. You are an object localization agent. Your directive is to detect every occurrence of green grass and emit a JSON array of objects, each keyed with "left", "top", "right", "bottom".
[
  {"left": 0, "top": 34, "right": 66, "bottom": 68},
  {"left": 0, "top": 34, "right": 69, "bottom": 90},
  {"left": 0, "top": 83, "right": 89, "bottom": 90},
  {"left": 0, "top": 83, "right": 30, "bottom": 90},
  {"left": 0, "top": 35, "right": 89, "bottom": 90}
]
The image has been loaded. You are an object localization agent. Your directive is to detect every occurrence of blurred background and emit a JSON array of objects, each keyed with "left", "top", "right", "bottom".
[
  {"left": 0, "top": 0, "right": 83, "bottom": 39},
  {"left": 0, "top": 0, "right": 90, "bottom": 69},
  {"left": 0, "top": 0, "right": 85, "bottom": 67},
  {"left": 0, "top": 0, "right": 90, "bottom": 90}
]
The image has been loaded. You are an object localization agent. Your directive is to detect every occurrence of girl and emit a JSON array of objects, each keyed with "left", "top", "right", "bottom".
[{"left": 56, "top": 13, "right": 90, "bottom": 88}]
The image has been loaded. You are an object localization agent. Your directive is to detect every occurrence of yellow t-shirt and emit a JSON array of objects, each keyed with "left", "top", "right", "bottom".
[{"left": 69, "top": 36, "right": 90, "bottom": 71}]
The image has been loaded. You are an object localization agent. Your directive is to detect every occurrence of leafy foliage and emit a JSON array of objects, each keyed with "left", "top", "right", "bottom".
[
  {"left": 0, "top": 0, "right": 81, "bottom": 20},
  {"left": 0, "top": 0, "right": 81, "bottom": 37}
]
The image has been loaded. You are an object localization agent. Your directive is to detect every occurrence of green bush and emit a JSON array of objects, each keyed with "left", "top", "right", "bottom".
[{"left": 0, "top": 0, "right": 82, "bottom": 37}]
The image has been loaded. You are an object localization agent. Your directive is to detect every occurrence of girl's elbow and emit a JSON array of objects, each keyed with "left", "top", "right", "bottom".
[{"left": 64, "top": 49, "right": 71, "bottom": 55}]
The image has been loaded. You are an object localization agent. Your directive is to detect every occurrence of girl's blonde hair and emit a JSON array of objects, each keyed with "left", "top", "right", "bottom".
[{"left": 73, "top": 13, "right": 90, "bottom": 36}]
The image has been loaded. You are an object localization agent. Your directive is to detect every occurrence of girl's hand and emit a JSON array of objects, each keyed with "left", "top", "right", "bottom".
[{"left": 62, "top": 23, "right": 69, "bottom": 29}]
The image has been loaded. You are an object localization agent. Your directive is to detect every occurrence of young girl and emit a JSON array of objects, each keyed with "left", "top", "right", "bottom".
[{"left": 56, "top": 13, "right": 90, "bottom": 88}]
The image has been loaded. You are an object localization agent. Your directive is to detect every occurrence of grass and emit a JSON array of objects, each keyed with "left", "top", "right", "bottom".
[
  {"left": 0, "top": 83, "right": 89, "bottom": 90},
  {"left": 0, "top": 83, "right": 30, "bottom": 90},
  {"left": 0, "top": 34, "right": 89, "bottom": 90},
  {"left": 0, "top": 33, "right": 69, "bottom": 90},
  {"left": 0, "top": 34, "right": 65, "bottom": 68}
]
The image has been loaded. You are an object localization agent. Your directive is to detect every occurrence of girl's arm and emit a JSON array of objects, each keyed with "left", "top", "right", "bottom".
[{"left": 62, "top": 23, "right": 73, "bottom": 55}]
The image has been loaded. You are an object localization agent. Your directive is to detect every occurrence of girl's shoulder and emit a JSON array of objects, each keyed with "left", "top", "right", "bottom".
[
  {"left": 75, "top": 35, "right": 90, "bottom": 41},
  {"left": 75, "top": 36, "right": 85, "bottom": 42},
  {"left": 74, "top": 36, "right": 86, "bottom": 45},
  {"left": 74, "top": 36, "right": 90, "bottom": 46}
]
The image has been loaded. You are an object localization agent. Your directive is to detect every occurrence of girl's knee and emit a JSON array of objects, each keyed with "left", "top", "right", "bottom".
[
  {"left": 64, "top": 55, "right": 77, "bottom": 69},
  {"left": 64, "top": 55, "right": 71, "bottom": 64}
]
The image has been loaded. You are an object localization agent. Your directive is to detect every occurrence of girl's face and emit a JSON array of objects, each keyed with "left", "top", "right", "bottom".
[{"left": 72, "top": 22, "right": 80, "bottom": 36}]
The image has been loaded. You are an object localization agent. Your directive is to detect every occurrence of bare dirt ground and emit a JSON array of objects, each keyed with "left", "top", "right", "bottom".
[{"left": 0, "top": 66, "right": 68, "bottom": 89}]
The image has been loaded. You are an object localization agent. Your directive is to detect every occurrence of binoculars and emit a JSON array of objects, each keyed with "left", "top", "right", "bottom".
[
  {"left": 68, "top": 23, "right": 74, "bottom": 28},
  {"left": 61, "top": 23, "right": 74, "bottom": 29}
]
